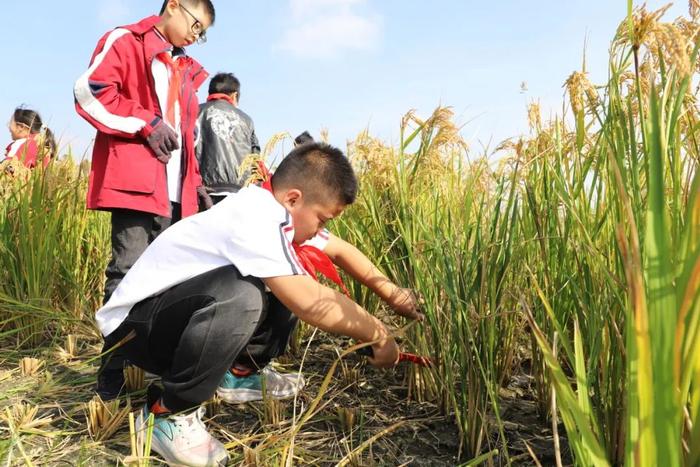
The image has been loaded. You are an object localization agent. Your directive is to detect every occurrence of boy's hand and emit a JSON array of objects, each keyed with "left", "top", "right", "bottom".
[
  {"left": 388, "top": 288, "right": 425, "bottom": 321},
  {"left": 197, "top": 186, "right": 214, "bottom": 210},
  {"left": 368, "top": 336, "right": 400, "bottom": 368},
  {"left": 146, "top": 121, "right": 179, "bottom": 163}
]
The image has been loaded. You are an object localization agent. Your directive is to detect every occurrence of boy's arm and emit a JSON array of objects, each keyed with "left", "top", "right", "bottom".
[
  {"left": 263, "top": 274, "right": 399, "bottom": 368},
  {"left": 74, "top": 30, "right": 161, "bottom": 139},
  {"left": 324, "top": 233, "right": 424, "bottom": 321}
]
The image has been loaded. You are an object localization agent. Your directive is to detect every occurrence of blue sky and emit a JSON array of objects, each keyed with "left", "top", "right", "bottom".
[{"left": 1, "top": 1, "right": 686, "bottom": 159}]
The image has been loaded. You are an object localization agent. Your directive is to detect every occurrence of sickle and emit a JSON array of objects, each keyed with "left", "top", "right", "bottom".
[{"left": 355, "top": 346, "right": 434, "bottom": 368}]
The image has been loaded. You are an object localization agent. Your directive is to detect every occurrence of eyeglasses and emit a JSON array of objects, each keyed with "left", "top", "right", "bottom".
[{"left": 179, "top": 3, "right": 207, "bottom": 44}]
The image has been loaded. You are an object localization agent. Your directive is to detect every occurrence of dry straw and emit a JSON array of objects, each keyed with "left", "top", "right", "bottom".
[
  {"left": 1, "top": 402, "right": 53, "bottom": 433},
  {"left": 86, "top": 395, "right": 130, "bottom": 441},
  {"left": 124, "top": 410, "right": 154, "bottom": 467},
  {"left": 263, "top": 397, "right": 286, "bottom": 427},
  {"left": 19, "top": 357, "right": 43, "bottom": 377},
  {"left": 124, "top": 365, "right": 145, "bottom": 392},
  {"left": 336, "top": 406, "right": 357, "bottom": 433},
  {"left": 55, "top": 334, "right": 78, "bottom": 362}
]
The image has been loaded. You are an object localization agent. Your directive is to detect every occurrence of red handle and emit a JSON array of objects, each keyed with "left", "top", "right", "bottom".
[{"left": 355, "top": 347, "right": 433, "bottom": 367}]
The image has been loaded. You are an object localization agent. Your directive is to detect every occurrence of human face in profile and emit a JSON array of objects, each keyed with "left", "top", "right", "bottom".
[{"left": 286, "top": 191, "right": 345, "bottom": 244}]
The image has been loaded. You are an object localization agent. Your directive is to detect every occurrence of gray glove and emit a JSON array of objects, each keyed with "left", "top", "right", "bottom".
[
  {"left": 197, "top": 186, "right": 214, "bottom": 210},
  {"left": 146, "top": 120, "right": 179, "bottom": 163}
]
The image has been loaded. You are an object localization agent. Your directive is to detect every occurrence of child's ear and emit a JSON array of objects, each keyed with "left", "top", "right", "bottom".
[
  {"left": 282, "top": 188, "right": 303, "bottom": 209},
  {"left": 164, "top": 0, "right": 178, "bottom": 16}
]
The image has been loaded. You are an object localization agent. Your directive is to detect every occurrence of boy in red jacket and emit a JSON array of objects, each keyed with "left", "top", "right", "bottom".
[{"left": 74, "top": 0, "right": 215, "bottom": 399}]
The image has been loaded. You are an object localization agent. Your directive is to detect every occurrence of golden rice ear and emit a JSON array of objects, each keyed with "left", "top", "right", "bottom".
[
  {"left": 238, "top": 154, "right": 267, "bottom": 187},
  {"left": 319, "top": 128, "right": 329, "bottom": 143},
  {"left": 527, "top": 101, "right": 542, "bottom": 134},
  {"left": 261, "top": 131, "right": 292, "bottom": 160},
  {"left": 691, "top": 0, "right": 700, "bottom": 19},
  {"left": 613, "top": 4, "right": 691, "bottom": 79},
  {"left": 565, "top": 71, "right": 595, "bottom": 116},
  {"left": 19, "top": 357, "right": 44, "bottom": 377}
]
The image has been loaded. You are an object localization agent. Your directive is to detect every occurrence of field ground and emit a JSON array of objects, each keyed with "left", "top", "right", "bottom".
[{"left": 0, "top": 328, "right": 570, "bottom": 466}]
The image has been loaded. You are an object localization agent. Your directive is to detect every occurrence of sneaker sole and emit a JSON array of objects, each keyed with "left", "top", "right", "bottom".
[
  {"left": 216, "top": 386, "right": 300, "bottom": 403},
  {"left": 149, "top": 427, "right": 229, "bottom": 467}
]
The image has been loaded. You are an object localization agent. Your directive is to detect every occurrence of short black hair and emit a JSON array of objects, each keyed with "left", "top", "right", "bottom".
[
  {"left": 160, "top": 0, "right": 216, "bottom": 25},
  {"left": 208, "top": 73, "right": 240, "bottom": 96},
  {"left": 272, "top": 142, "right": 357, "bottom": 205},
  {"left": 294, "top": 131, "right": 314, "bottom": 146}
]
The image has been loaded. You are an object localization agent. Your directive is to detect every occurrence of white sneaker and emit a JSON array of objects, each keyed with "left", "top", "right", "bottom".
[
  {"left": 138, "top": 405, "right": 228, "bottom": 467},
  {"left": 216, "top": 366, "right": 305, "bottom": 403}
]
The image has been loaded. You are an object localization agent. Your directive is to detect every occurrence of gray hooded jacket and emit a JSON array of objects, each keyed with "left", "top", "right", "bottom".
[{"left": 196, "top": 98, "right": 260, "bottom": 194}]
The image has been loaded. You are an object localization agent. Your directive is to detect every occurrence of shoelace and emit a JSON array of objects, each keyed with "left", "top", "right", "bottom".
[{"left": 171, "top": 407, "right": 208, "bottom": 446}]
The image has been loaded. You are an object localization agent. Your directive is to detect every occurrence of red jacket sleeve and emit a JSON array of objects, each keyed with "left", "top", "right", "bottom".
[
  {"left": 74, "top": 28, "right": 159, "bottom": 139},
  {"left": 5, "top": 139, "right": 39, "bottom": 168}
]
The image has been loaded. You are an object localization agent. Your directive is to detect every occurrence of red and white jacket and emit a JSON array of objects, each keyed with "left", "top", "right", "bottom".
[
  {"left": 4, "top": 136, "right": 42, "bottom": 168},
  {"left": 74, "top": 16, "right": 208, "bottom": 218}
]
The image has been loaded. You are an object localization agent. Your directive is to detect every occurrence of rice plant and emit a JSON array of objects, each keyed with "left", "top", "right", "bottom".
[
  {"left": 0, "top": 150, "right": 109, "bottom": 346},
  {"left": 518, "top": 4, "right": 700, "bottom": 465},
  {"left": 338, "top": 107, "right": 520, "bottom": 459},
  {"left": 2, "top": 3, "right": 699, "bottom": 465}
]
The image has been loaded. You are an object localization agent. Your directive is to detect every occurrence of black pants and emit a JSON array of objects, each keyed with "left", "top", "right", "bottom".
[
  {"left": 100, "top": 205, "right": 181, "bottom": 379},
  {"left": 104, "top": 265, "right": 298, "bottom": 412},
  {"left": 104, "top": 205, "right": 182, "bottom": 303}
]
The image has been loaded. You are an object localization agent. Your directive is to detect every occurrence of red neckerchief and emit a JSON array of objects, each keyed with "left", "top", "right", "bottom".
[
  {"left": 256, "top": 160, "right": 350, "bottom": 296},
  {"left": 157, "top": 52, "right": 188, "bottom": 127},
  {"left": 207, "top": 93, "right": 235, "bottom": 105}
]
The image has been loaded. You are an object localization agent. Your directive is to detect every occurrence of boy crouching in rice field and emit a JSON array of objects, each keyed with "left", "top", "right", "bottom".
[{"left": 96, "top": 142, "right": 423, "bottom": 466}]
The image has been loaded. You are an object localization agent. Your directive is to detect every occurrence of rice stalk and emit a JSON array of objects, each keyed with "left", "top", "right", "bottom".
[
  {"left": 19, "top": 357, "right": 43, "bottom": 377},
  {"left": 123, "top": 365, "right": 145, "bottom": 392},
  {"left": 85, "top": 395, "right": 130, "bottom": 441}
]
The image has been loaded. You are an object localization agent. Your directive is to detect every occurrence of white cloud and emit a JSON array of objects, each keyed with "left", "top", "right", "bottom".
[
  {"left": 97, "top": 0, "right": 130, "bottom": 26},
  {"left": 278, "top": 0, "right": 382, "bottom": 59}
]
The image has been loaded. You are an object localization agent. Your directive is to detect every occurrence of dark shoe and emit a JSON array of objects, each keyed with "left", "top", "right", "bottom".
[{"left": 96, "top": 367, "right": 125, "bottom": 400}]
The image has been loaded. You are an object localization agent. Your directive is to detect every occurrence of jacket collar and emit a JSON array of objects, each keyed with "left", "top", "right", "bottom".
[
  {"left": 119, "top": 16, "right": 209, "bottom": 93},
  {"left": 119, "top": 16, "right": 184, "bottom": 63},
  {"left": 207, "top": 93, "right": 235, "bottom": 106}
]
